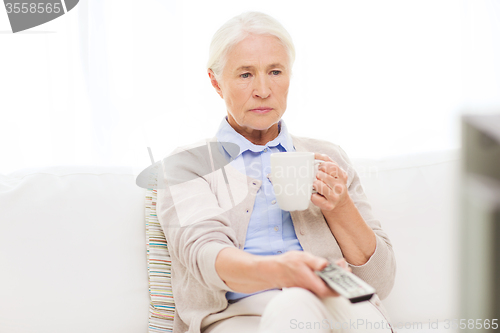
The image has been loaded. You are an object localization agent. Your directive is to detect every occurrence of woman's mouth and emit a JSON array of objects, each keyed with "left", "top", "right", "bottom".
[{"left": 250, "top": 108, "right": 273, "bottom": 114}]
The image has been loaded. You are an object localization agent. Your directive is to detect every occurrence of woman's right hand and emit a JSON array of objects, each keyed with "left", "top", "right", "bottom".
[{"left": 260, "top": 250, "right": 352, "bottom": 299}]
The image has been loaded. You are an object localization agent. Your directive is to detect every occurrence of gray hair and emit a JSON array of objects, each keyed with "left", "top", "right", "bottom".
[{"left": 207, "top": 11, "right": 296, "bottom": 83}]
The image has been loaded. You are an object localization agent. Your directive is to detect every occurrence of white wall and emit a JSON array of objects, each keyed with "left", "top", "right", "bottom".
[{"left": 1, "top": 0, "right": 499, "bottom": 173}]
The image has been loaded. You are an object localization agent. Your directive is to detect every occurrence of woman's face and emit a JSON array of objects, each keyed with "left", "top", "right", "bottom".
[{"left": 209, "top": 34, "right": 291, "bottom": 145}]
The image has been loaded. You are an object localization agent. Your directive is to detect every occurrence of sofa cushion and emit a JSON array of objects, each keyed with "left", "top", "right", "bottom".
[
  {"left": 350, "top": 148, "right": 461, "bottom": 324},
  {"left": 0, "top": 166, "right": 150, "bottom": 333},
  {"left": 145, "top": 188, "right": 175, "bottom": 332}
]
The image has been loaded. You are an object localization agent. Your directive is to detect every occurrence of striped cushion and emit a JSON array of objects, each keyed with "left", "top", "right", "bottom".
[{"left": 145, "top": 188, "right": 175, "bottom": 332}]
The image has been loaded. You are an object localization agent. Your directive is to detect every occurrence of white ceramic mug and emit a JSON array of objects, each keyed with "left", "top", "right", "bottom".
[{"left": 270, "top": 152, "right": 324, "bottom": 211}]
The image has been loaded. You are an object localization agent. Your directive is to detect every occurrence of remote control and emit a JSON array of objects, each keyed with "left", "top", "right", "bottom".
[{"left": 315, "top": 261, "right": 376, "bottom": 303}]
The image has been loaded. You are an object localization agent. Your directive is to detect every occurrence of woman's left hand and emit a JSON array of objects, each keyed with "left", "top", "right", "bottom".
[{"left": 311, "top": 153, "right": 350, "bottom": 213}]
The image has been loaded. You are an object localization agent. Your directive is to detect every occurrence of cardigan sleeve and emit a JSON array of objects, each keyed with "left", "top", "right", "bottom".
[
  {"left": 156, "top": 146, "right": 239, "bottom": 293},
  {"left": 336, "top": 146, "right": 397, "bottom": 300}
]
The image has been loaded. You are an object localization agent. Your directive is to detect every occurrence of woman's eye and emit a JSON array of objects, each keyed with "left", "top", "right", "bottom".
[
  {"left": 241, "top": 73, "right": 250, "bottom": 78},
  {"left": 271, "top": 70, "right": 281, "bottom": 75}
]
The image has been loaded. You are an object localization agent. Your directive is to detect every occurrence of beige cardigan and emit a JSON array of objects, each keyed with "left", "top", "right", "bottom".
[{"left": 157, "top": 133, "right": 397, "bottom": 333}]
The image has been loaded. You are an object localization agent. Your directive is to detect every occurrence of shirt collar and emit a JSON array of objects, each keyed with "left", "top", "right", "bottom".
[{"left": 215, "top": 115, "right": 295, "bottom": 159}]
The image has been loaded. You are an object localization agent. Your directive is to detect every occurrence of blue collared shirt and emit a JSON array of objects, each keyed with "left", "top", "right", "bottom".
[{"left": 215, "top": 116, "right": 304, "bottom": 302}]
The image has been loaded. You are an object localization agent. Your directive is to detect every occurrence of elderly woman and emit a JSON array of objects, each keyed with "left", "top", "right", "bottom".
[{"left": 157, "top": 11, "right": 396, "bottom": 333}]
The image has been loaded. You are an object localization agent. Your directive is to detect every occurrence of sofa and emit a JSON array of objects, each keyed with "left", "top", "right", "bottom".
[{"left": 0, "top": 148, "right": 461, "bottom": 333}]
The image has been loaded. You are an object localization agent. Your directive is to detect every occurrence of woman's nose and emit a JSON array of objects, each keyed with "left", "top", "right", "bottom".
[{"left": 253, "top": 75, "right": 271, "bottom": 99}]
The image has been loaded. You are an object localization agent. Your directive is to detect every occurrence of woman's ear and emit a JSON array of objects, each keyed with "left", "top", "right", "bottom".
[{"left": 208, "top": 69, "right": 224, "bottom": 99}]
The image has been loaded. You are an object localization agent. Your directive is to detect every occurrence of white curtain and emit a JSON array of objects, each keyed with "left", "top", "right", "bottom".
[{"left": 1, "top": 0, "right": 499, "bottom": 174}]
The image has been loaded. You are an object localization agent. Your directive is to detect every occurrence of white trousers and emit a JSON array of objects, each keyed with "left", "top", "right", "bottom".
[{"left": 201, "top": 287, "right": 394, "bottom": 333}]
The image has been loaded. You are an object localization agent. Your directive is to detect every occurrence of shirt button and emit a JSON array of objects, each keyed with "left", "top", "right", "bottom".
[
  {"left": 271, "top": 200, "right": 276, "bottom": 205},
  {"left": 263, "top": 148, "right": 268, "bottom": 152},
  {"left": 274, "top": 226, "right": 279, "bottom": 231}
]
